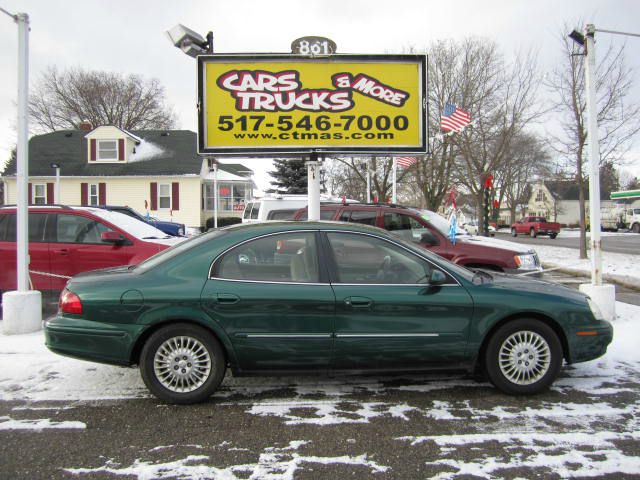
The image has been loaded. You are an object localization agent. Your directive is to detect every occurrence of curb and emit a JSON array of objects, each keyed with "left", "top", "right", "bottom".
[{"left": 542, "top": 262, "right": 640, "bottom": 292}]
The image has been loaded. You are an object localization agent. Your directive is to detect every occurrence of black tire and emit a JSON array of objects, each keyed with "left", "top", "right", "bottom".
[
  {"left": 529, "top": 228, "right": 537, "bottom": 238},
  {"left": 484, "top": 318, "right": 563, "bottom": 395},
  {"left": 511, "top": 228, "right": 517, "bottom": 237},
  {"left": 550, "top": 233, "right": 557, "bottom": 239},
  {"left": 140, "top": 323, "right": 226, "bottom": 404},
  {"left": 633, "top": 223, "right": 640, "bottom": 234}
]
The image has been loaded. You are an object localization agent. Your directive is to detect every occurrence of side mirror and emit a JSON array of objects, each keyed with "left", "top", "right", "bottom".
[
  {"left": 420, "top": 232, "right": 439, "bottom": 246},
  {"left": 100, "top": 231, "right": 126, "bottom": 244},
  {"left": 429, "top": 269, "right": 447, "bottom": 286}
]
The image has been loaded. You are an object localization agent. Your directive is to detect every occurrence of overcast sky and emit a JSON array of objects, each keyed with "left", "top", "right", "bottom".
[{"left": 1, "top": 0, "right": 639, "bottom": 192}]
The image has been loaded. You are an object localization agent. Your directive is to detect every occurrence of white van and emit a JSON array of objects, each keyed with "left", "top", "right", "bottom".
[{"left": 242, "top": 195, "right": 309, "bottom": 223}]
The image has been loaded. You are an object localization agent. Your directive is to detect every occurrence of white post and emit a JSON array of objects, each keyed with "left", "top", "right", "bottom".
[
  {"left": 55, "top": 167, "right": 60, "bottom": 203},
  {"left": 366, "top": 160, "right": 371, "bottom": 203},
  {"left": 3, "top": 11, "right": 42, "bottom": 335},
  {"left": 307, "top": 154, "right": 320, "bottom": 221},
  {"left": 16, "top": 12, "right": 29, "bottom": 292},
  {"left": 392, "top": 157, "right": 397, "bottom": 204},
  {"left": 584, "top": 24, "right": 602, "bottom": 286},
  {"left": 213, "top": 162, "right": 218, "bottom": 229},
  {"left": 579, "top": 23, "right": 615, "bottom": 322}
]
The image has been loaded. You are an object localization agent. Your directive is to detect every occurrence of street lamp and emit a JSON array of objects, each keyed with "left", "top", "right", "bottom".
[
  {"left": 1, "top": 7, "right": 42, "bottom": 334},
  {"left": 50, "top": 163, "right": 60, "bottom": 204},
  {"left": 569, "top": 24, "right": 615, "bottom": 321}
]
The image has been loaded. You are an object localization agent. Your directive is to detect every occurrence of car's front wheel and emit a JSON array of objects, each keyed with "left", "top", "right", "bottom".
[
  {"left": 140, "top": 323, "right": 226, "bottom": 404},
  {"left": 484, "top": 319, "right": 562, "bottom": 395},
  {"left": 511, "top": 228, "right": 517, "bottom": 237}
]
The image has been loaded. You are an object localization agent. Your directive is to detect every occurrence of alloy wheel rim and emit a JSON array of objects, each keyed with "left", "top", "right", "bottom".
[
  {"left": 154, "top": 336, "right": 212, "bottom": 393},
  {"left": 498, "top": 330, "right": 551, "bottom": 386}
]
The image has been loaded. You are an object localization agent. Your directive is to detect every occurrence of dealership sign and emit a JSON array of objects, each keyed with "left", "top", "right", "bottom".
[{"left": 197, "top": 54, "right": 427, "bottom": 155}]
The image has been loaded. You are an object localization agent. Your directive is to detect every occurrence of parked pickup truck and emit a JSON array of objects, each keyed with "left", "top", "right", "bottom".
[{"left": 511, "top": 216, "right": 561, "bottom": 239}]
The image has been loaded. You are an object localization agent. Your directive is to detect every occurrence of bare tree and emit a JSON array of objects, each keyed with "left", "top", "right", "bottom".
[
  {"left": 29, "top": 66, "right": 176, "bottom": 132},
  {"left": 450, "top": 40, "right": 543, "bottom": 233},
  {"left": 499, "top": 133, "right": 551, "bottom": 225},
  {"left": 545, "top": 22, "right": 640, "bottom": 258}
]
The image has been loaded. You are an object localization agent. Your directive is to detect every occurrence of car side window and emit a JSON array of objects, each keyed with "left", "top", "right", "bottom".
[
  {"left": 326, "top": 232, "right": 440, "bottom": 285},
  {"left": 215, "top": 232, "right": 319, "bottom": 283},
  {"left": 342, "top": 210, "right": 377, "bottom": 226},
  {"left": 0, "top": 214, "right": 45, "bottom": 242},
  {"left": 56, "top": 214, "right": 113, "bottom": 244},
  {"left": 383, "top": 213, "right": 426, "bottom": 243}
]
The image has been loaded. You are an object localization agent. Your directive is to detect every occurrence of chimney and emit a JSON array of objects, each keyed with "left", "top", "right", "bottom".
[{"left": 78, "top": 121, "right": 93, "bottom": 132}]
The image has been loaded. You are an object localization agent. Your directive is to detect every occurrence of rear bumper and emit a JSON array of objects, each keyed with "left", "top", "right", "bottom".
[{"left": 45, "top": 316, "right": 143, "bottom": 366}]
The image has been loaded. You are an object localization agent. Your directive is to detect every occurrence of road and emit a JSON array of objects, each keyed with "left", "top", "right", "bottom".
[
  {"left": 498, "top": 230, "right": 640, "bottom": 254},
  {"left": 1, "top": 359, "right": 639, "bottom": 479}
]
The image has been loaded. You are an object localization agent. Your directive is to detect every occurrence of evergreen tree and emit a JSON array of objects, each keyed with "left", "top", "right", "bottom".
[{"left": 268, "top": 158, "right": 308, "bottom": 194}]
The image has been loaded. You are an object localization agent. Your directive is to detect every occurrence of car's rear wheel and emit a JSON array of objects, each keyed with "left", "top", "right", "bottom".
[
  {"left": 550, "top": 233, "right": 557, "bottom": 239},
  {"left": 529, "top": 228, "right": 537, "bottom": 238},
  {"left": 485, "top": 319, "right": 562, "bottom": 395},
  {"left": 140, "top": 323, "right": 226, "bottom": 404}
]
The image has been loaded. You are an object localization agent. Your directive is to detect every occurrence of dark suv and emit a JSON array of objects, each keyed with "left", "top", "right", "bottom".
[
  {"left": 97, "top": 205, "right": 185, "bottom": 236},
  {"left": 293, "top": 204, "right": 541, "bottom": 275}
]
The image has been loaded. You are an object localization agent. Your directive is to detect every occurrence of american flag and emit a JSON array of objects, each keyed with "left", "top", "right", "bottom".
[
  {"left": 441, "top": 102, "right": 471, "bottom": 133},
  {"left": 396, "top": 156, "right": 417, "bottom": 168}
]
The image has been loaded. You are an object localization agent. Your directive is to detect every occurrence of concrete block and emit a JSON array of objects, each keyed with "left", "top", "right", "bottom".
[{"left": 2, "top": 290, "right": 42, "bottom": 335}]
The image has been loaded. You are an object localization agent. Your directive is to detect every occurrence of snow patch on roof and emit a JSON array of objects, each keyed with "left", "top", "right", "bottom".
[{"left": 130, "top": 139, "right": 165, "bottom": 163}]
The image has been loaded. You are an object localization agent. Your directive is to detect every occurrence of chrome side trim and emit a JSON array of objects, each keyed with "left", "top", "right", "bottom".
[
  {"left": 244, "top": 334, "right": 332, "bottom": 338},
  {"left": 335, "top": 333, "right": 440, "bottom": 338},
  {"left": 210, "top": 277, "right": 329, "bottom": 286}
]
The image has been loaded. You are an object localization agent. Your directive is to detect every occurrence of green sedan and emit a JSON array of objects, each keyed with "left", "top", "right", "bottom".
[{"left": 45, "top": 222, "right": 613, "bottom": 404}]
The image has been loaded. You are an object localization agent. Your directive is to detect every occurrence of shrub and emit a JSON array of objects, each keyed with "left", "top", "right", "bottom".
[{"left": 205, "top": 216, "right": 242, "bottom": 229}]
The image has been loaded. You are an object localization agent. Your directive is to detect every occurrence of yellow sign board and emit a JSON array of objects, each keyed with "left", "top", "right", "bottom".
[{"left": 197, "top": 54, "right": 427, "bottom": 154}]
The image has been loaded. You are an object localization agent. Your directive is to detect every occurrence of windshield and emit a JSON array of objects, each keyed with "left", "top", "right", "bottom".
[
  {"left": 134, "top": 230, "right": 227, "bottom": 272},
  {"left": 86, "top": 208, "right": 170, "bottom": 239},
  {"left": 417, "top": 209, "right": 467, "bottom": 237}
]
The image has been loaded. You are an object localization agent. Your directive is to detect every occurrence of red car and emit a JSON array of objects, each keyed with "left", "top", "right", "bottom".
[
  {"left": 511, "top": 216, "right": 561, "bottom": 239},
  {"left": 293, "top": 204, "right": 542, "bottom": 275},
  {"left": 0, "top": 206, "right": 183, "bottom": 295}
]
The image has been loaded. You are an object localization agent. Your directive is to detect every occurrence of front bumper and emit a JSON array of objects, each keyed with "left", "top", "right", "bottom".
[
  {"left": 45, "top": 316, "right": 144, "bottom": 366},
  {"left": 567, "top": 321, "right": 614, "bottom": 364}
]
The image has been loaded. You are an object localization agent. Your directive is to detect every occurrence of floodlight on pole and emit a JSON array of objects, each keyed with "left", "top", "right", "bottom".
[
  {"left": 165, "top": 24, "right": 213, "bottom": 57},
  {"left": 568, "top": 29, "right": 585, "bottom": 46}
]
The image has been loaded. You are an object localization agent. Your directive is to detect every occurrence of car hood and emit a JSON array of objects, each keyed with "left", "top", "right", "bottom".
[
  {"left": 482, "top": 271, "right": 587, "bottom": 302},
  {"left": 458, "top": 235, "right": 534, "bottom": 254}
]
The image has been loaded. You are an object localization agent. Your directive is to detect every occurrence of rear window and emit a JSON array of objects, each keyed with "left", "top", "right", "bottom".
[
  {"left": 243, "top": 203, "right": 253, "bottom": 220},
  {"left": 267, "top": 209, "right": 297, "bottom": 220},
  {"left": 250, "top": 202, "right": 261, "bottom": 220}
]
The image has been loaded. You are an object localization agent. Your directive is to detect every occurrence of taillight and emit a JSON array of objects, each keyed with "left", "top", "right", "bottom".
[{"left": 59, "top": 289, "right": 83, "bottom": 315}]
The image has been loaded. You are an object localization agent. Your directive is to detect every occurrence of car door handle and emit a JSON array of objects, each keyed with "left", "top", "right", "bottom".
[
  {"left": 217, "top": 293, "right": 240, "bottom": 304},
  {"left": 344, "top": 296, "right": 372, "bottom": 308},
  {"left": 54, "top": 248, "right": 69, "bottom": 256}
]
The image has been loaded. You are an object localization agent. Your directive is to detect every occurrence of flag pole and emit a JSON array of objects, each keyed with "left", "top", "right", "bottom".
[{"left": 392, "top": 157, "right": 397, "bottom": 204}]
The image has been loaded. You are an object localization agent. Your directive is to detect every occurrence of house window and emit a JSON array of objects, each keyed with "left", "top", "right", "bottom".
[
  {"left": 158, "top": 184, "right": 171, "bottom": 209},
  {"left": 33, "top": 184, "right": 46, "bottom": 205},
  {"left": 89, "top": 184, "right": 99, "bottom": 206},
  {"left": 205, "top": 183, "right": 249, "bottom": 212},
  {"left": 97, "top": 140, "right": 118, "bottom": 161},
  {"left": 536, "top": 190, "right": 546, "bottom": 202}
]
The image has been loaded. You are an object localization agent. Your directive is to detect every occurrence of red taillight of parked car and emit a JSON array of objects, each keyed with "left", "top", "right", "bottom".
[{"left": 59, "top": 289, "right": 83, "bottom": 315}]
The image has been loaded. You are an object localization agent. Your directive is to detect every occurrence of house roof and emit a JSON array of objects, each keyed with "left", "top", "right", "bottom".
[
  {"left": 543, "top": 180, "right": 608, "bottom": 201},
  {"left": 1, "top": 129, "right": 252, "bottom": 179}
]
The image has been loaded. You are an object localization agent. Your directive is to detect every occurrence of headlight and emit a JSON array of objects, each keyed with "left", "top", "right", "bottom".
[
  {"left": 587, "top": 298, "right": 605, "bottom": 321},
  {"left": 178, "top": 227, "right": 185, "bottom": 236},
  {"left": 514, "top": 253, "right": 538, "bottom": 270}
]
